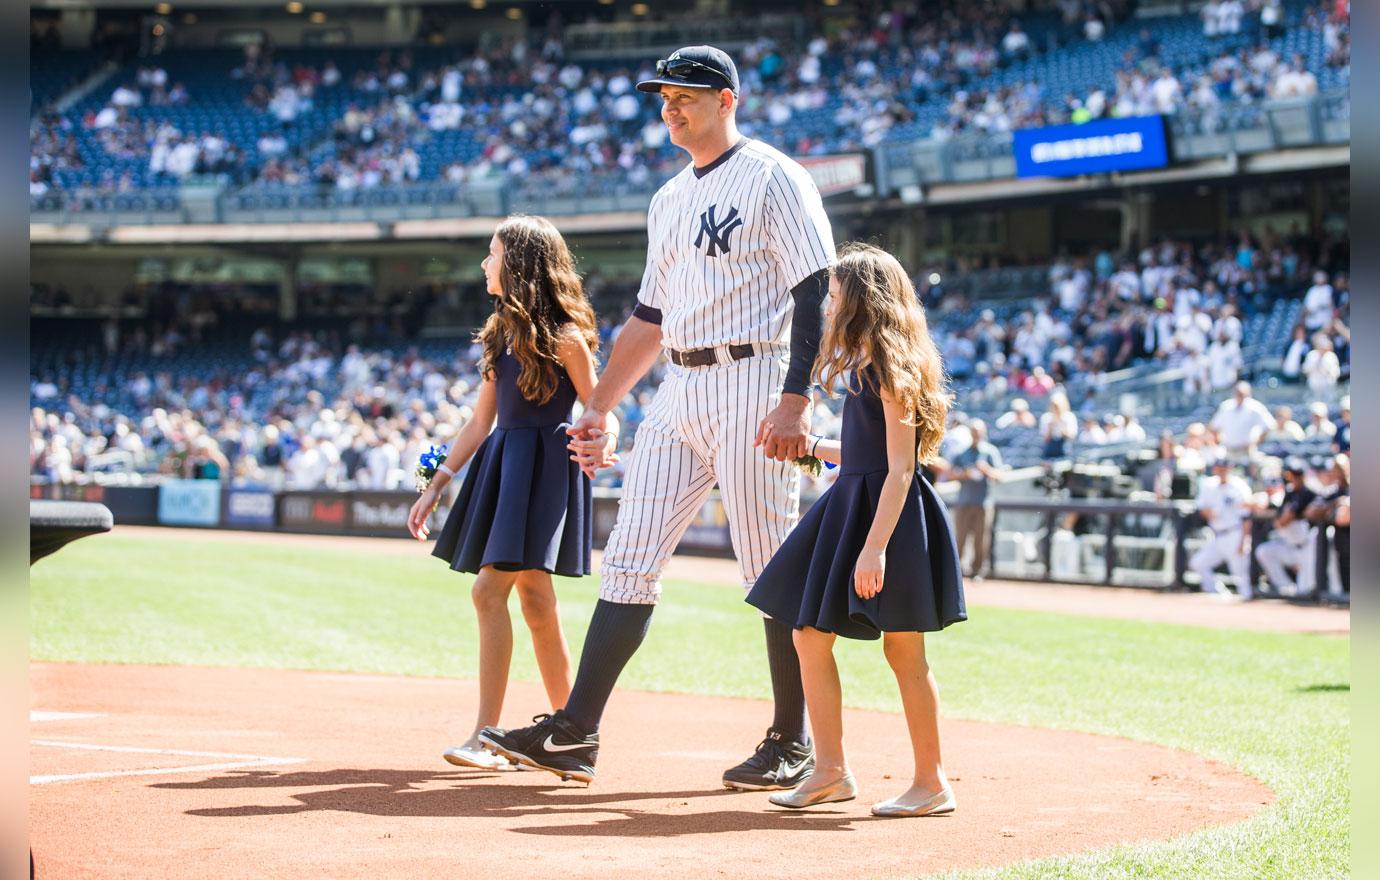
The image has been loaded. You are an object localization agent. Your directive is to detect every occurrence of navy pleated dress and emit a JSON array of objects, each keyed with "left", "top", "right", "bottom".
[
  {"left": 431, "top": 349, "right": 592, "bottom": 577},
  {"left": 746, "top": 369, "right": 966, "bottom": 639}
]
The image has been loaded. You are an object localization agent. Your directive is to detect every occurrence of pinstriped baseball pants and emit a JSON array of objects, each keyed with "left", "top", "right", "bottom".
[{"left": 600, "top": 351, "right": 801, "bottom": 604}]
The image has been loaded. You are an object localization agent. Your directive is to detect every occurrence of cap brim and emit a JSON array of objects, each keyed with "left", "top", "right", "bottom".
[{"left": 635, "top": 78, "right": 718, "bottom": 93}]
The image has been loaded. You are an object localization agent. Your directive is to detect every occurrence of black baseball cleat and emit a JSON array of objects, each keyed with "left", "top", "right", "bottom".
[
  {"left": 722, "top": 728, "right": 815, "bottom": 791},
  {"left": 478, "top": 710, "right": 599, "bottom": 784}
]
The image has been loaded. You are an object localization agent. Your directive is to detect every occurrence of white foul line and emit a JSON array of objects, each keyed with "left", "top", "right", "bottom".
[{"left": 30, "top": 740, "right": 307, "bottom": 785}]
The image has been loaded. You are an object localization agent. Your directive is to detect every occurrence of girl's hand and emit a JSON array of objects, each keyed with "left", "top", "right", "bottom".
[
  {"left": 567, "top": 430, "right": 619, "bottom": 478},
  {"left": 408, "top": 488, "right": 440, "bottom": 540},
  {"left": 854, "top": 546, "right": 885, "bottom": 599}
]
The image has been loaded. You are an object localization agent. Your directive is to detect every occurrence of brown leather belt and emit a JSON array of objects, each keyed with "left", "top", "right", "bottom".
[{"left": 668, "top": 342, "right": 758, "bottom": 368}]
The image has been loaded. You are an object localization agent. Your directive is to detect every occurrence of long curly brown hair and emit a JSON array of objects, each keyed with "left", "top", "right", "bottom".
[
  {"left": 813, "top": 243, "right": 952, "bottom": 463},
  {"left": 476, "top": 215, "right": 599, "bottom": 405}
]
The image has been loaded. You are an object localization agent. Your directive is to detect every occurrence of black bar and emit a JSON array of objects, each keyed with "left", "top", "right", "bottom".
[
  {"left": 1104, "top": 513, "right": 1116, "bottom": 586},
  {"left": 1042, "top": 511, "right": 1053, "bottom": 579},
  {"left": 1172, "top": 509, "right": 1188, "bottom": 591}
]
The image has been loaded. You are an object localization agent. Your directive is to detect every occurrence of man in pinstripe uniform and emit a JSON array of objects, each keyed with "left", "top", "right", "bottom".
[{"left": 482, "top": 46, "right": 835, "bottom": 788}]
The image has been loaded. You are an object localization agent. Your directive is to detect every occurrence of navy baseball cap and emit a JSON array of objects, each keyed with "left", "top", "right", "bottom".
[{"left": 636, "top": 45, "right": 740, "bottom": 95}]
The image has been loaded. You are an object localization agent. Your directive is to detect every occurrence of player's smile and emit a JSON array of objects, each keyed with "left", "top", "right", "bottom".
[{"left": 659, "top": 85, "right": 711, "bottom": 144}]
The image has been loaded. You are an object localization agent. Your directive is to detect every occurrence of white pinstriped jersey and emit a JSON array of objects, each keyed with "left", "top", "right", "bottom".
[{"left": 636, "top": 139, "right": 836, "bottom": 350}]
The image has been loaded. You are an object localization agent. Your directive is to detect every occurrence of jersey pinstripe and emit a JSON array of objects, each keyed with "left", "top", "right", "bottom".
[{"left": 636, "top": 139, "right": 836, "bottom": 350}]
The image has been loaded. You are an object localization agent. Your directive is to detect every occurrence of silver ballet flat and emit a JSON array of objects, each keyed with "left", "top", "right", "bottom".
[
  {"left": 870, "top": 786, "right": 955, "bottom": 817},
  {"left": 768, "top": 773, "right": 858, "bottom": 809},
  {"left": 443, "top": 744, "right": 519, "bottom": 771}
]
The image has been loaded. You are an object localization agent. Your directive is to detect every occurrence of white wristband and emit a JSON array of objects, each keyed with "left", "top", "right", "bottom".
[{"left": 437, "top": 463, "right": 456, "bottom": 477}]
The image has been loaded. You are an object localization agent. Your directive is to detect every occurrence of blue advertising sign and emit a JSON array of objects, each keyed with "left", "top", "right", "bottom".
[
  {"left": 157, "top": 479, "right": 222, "bottom": 527},
  {"left": 1012, "top": 115, "right": 1169, "bottom": 178},
  {"left": 223, "top": 488, "right": 276, "bottom": 528}
]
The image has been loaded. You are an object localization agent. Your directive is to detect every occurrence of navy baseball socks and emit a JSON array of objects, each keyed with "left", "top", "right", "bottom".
[
  {"left": 481, "top": 604, "right": 813, "bottom": 787},
  {"left": 722, "top": 616, "right": 815, "bottom": 790}
]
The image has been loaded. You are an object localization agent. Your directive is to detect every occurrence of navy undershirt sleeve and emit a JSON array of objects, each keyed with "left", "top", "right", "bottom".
[
  {"left": 631, "top": 302, "right": 663, "bottom": 325},
  {"left": 783, "top": 268, "right": 829, "bottom": 397}
]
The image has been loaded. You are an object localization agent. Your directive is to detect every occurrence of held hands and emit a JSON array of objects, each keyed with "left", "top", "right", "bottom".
[
  {"left": 566, "top": 409, "right": 620, "bottom": 479},
  {"left": 854, "top": 546, "right": 885, "bottom": 600},
  {"left": 755, "top": 394, "right": 810, "bottom": 462},
  {"left": 408, "top": 487, "right": 440, "bottom": 541}
]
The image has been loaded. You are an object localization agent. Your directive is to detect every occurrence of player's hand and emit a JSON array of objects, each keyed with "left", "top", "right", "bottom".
[
  {"left": 855, "top": 546, "right": 885, "bottom": 600},
  {"left": 755, "top": 393, "right": 810, "bottom": 462},
  {"left": 567, "top": 406, "right": 606, "bottom": 442},
  {"left": 408, "top": 488, "right": 440, "bottom": 541},
  {"left": 568, "top": 430, "right": 620, "bottom": 478}
]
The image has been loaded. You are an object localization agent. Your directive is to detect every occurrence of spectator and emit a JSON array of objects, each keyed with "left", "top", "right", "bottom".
[
  {"left": 1114, "top": 413, "right": 1146, "bottom": 445},
  {"left": 188, "top": 436, "right": 230, "bottom": 480},
  {"left": 1142, "top": 430, "right": 1181, "bottom": 498},
  {"left": 947, "top": 419, "right": 1004, "bottom": 580},
  {"left": 1206, "top": 328, "right": 1242, "bottom": 390},
  {"left": 1039, "top": 392, "right": 1078, "bottom": 460},
  {"left": 1151, "top": 68, "right": 1183, "bottom": 114},
  {"left": 1210, "top": 381, "right": 1274, "bottom": 457},
  {"left": 1304, "top": 271, "right": 1334, "bottom": 330},
  {"left": 995, "top": 398, "right": 1038, "bottom": 431},
  {"left": 1302, "top": 334, "right": 1340, "bottom": 393},
  {"left": 1264, "top": 406, "right": 1306, "bottom": 443},
  {"left": 1304, "top": 401, "right": 1337, "bottom": 440},
  {"left": 1281, "top": 325, "right": 1310, "bottom": 382},
  {"left": 1261, "top": 0, "right": 1285, "bottom": 38},
  {"left": 1333, "top": 396, "right": 1350, "bottom": 452},
  {"left": 1078, "top": 415, "right": 1107, "bottom": 445},
  {"left": 1202, "top": 0, "right": 1222, "bottom": 38},
  {"left": 1002, "top": 21, "right": 1031, "bottom": 59}
]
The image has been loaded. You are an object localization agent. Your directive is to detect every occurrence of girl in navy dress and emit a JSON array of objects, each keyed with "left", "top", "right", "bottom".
[
  {"left": 747, "top": 243, "right": 966, "bottom": 816},
  {"left": 407, "top": 215, "right": 618, "bottom": 771}
]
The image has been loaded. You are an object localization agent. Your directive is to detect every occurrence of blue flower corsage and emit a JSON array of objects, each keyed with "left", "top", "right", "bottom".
[{"left": 414, "top": 444, "right": 450, "bottom": 492}]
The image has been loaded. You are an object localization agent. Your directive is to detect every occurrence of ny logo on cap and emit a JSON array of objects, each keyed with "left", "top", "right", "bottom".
[{"left": 694, "top": 204, "right": 743, "bottom": 258}]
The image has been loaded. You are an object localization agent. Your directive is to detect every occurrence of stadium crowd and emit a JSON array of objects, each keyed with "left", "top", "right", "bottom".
[
  {"left": 31, "top": 225, "right": 1348, "bottom": 486},
  {"left": 30, "top": 0, "right": 1348, "bottom": 199},
  {"left": 936, "top": 1, "right": 1347, "bottom": 139},
  {"left": 926, "top": 229, "right": 1348, "bottom": 404}
]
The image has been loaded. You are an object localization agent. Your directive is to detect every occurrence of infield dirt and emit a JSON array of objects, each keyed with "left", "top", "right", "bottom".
[{"left": 31, "top": 662, "right": 1272, "bottom": 879}]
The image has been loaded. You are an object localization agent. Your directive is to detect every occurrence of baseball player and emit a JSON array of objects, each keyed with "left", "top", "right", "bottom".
[
  {"left": 481, "top": 45, "right": 835, "bottom": 787},
  {"left": 1254, "top": 458, "right": 1317, "bottom": 596},
  {"left": 1190, "top": 456, "right": 1255, "bottom": 600}
]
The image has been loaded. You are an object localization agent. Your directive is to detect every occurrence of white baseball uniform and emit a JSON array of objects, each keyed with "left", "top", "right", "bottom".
[
  {"left": 1191, "top": 472, "right": 1254, "bottom": 598},
  {"left": 601, "top": 138, "right": 836, "bottom": 604}
]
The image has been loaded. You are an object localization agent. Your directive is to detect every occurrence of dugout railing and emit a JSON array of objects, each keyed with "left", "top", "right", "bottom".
[
  {"left": 991, "top": 498, "right": 1195, "bottom": 589},
  {"left": 991, "top": 497, "right": 1348, "bottom": 602}
]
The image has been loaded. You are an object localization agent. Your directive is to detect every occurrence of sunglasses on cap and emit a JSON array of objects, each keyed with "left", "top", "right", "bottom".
[{"left": 656, "top": 56, "right": 735, "bottom": 90}]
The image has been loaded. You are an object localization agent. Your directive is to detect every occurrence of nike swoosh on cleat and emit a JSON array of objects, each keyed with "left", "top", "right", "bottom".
[{"left": 542, "top": 734, "right": 592, "bottom": 753}]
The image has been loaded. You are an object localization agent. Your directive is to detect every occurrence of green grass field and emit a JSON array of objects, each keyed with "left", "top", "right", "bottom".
[{"left": 31, "top": 532, "right": 1349, "bottom": 879}]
